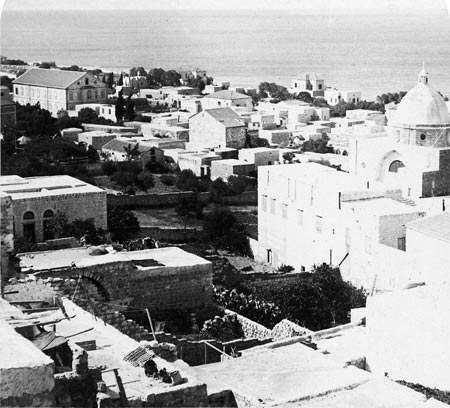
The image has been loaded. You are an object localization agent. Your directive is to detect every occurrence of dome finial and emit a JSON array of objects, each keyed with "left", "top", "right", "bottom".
[{"left": 418, "top": 63, "right": 429, "bottom": 85}]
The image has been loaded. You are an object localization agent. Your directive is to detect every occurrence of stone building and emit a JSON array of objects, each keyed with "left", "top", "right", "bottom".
[
  {"left": 210, "top": 159, "right": 254, "bottom": 180},
  {"left": 201, "top": 90, "right": 253, "bottom": 112},
  {"left": 0, "top": 85, "right": 16, "bottom": 125},
  {"left": 0, "top": 175, "right": 107, "bottom": 244},
  {"left": 17, "top": 246, "right": 213, "bottom": 312},
  {"left": 189, "top": 107, "right": 246, "bottom": 149},
  {"left": 1, "top": 193, "right": 14, "bottom": 283},
  {"left": 13, "top": 68, "right": 107, "bottom": 116}
]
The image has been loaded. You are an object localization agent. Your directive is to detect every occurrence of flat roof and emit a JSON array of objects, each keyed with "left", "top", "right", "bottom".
[
  {"left": 0, "top": 175, "right": 105, "bottom": 200},
  {"left": 190, "top": 341, "right": 371, "bottom": 405},
  {"left": 52, "top": 299, "right": 203, "bottom": 400},
  {"left": 18, "top": 246, "right": 210, "bottom": 272},
  {"left": 342, "top": 197, "right": 420, "bottom": 216},
  {"left": 407, "top": 213, "right": 450, "bottom": 243}
]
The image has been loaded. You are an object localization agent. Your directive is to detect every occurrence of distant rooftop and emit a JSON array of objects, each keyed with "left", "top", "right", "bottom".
[
  {"left": 407, "top": 212, "right": 450, "bottom": 243},
  {"left": 18, "top": 246, "right": 210, "bottom": 272},
  {"left": 203, "top": 107, "right": 245, "bottom": 128},
  {"left": 0, "top": 175, "right": 104, "bottom": 200},
  {"left": 205, "top": 89, "right": 250, "bottom": 100},
  {"left": 342, "top": 197, "right": 421, "bottom": 216},
  {"left": 13, "top": 68, "right": 86, "bottom": 89}
]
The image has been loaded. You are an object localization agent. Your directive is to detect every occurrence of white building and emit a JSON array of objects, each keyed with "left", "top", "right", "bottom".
[
  {"left": 201, "top": 90, "right": 253, "bottom": 112},
  {"left": 238, "top": 147, "right": 280, "bottom": 167},
  {"left": 255, "top": 68, "right": 450, "bottom": 290},
  {"left": 325, "top": 89, "right": 361, "bottom": 105},
  {"left": 289, "top": 73, "right": 325, "bottom": 97}
]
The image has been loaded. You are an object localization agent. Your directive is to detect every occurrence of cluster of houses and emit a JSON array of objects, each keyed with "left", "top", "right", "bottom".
[{"left": 2, "top": 64, "right": 450, "bottom": 406}]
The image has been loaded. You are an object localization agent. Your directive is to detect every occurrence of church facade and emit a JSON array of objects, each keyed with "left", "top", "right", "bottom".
[{"left": 349, "top": 68, "right": 450, "bottom": 199}]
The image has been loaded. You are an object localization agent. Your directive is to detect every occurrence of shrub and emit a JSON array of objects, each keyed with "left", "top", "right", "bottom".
[
  {"left": 208, "top": 178, "right": 229, "bottom": 203},
  {"left": 175, "top": 194, "right": 204, "bottom": 219},
  {"left": 136, "top": 171, "right": 155, "bottom": 192},
  {"left": 111, "top": 171, "right": 136, "bottom": 190},
  {"left": 176, "top": 169, "right": 200, "bottom": 191},
  {"left": 116, "top": 161, "right": 141, "bottom": 174},
  {"left": 213, "top": 287, "right": 282, "bottom": 329},
  {"left": 228, "top": 175, "right": 248, "bottom": 195},
  {"left": 102, "top": 161, "right": 117, "bottom": 176},
  {"left": 277, "top": 264, "right": 295, "bottom": 273},
  {"left": 107, "top": 206, "right": 140, "bottom": 242},
  {"left": 160, "top": 174, "right": 176, "bottom": 186},
  {"left": 203, "top": 206, "right": 253, "bottom": 257}
]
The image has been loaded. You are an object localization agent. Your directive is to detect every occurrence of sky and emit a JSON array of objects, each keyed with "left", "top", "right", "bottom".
[{"left": 2, "top": 0, "right": 449, "bottom": 11}]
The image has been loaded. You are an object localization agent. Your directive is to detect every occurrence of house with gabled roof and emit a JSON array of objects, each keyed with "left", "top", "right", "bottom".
[
  {"left": 202, "top": 89, "right": 252, "bottom": 112},
  {"left": 188, "top": 107, "right": 247, "bottom": 149},
  {"left": 13, "top": 68, "right": 107, "bottom": 116}
]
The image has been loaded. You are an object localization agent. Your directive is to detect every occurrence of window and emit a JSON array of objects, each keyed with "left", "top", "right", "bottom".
[
  {"left": 43, "top": 210, "right": 54, "bottom": 241},
  {"left": 282, "top": 204, "right": 288, "bottom": 219},
  {"left": 85, "top": 78, "right": 89, "bottom": 85},
  {"left": 316, "top": 215, "right": 322, "bottom": 233},
  {"left": 398, "top": 237, "right": 406, "bottom": 252},
  {"left": 68, "top": 91, "right": 73, "bottom": 101},
  {"left": 287, "top": 178, "right": 291, "bottom": 198},
  {"left": 23, "top": 211, "right": 36, "bottom": 243},
  {"left": 420, "top": 133, "right": 426, "bottom": 141},
  {"left": 270, "top": 198, "right": 276, "bottom": 214},
  {"left": 15, "top": 87, "right": 18, "bottom": 95},
  {"left": 318, "top": 84, "right": 322, "bottom": 90},
  {"left": 261, "top": 195, "right": 267, "bottom": 212},
  {"left": 109, "top": 108, "right": 111, "bottom": 115},
  {"left": 297, "top": 209, "right": 303, "bottom": 225},
  {"left": 87, "top": 90, "right": 92, "bottom": 100}
]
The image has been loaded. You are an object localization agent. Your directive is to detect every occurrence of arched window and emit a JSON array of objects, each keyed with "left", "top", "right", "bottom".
[
  {"left": 388, "top": 160, "right": 405, "bottom": 173},
  {"left": 23, "top": 211, "right": 35, "bottom": 220},
  {"left": 43, "top": 210, "right": 54, "bottom": 241},
  {"left": 87, "top": 90, "right": 92, "bottom": 100},
  {"left": 23, "top": 211, "right": 36, "bottom": 243}
]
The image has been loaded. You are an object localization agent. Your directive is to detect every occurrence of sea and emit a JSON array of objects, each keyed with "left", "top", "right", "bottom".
[{"left": 1, "top": 8, "right": 450, "bottom": 100}]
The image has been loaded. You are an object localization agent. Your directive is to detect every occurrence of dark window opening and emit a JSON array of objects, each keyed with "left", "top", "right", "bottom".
[{"left": 388, "top": 160, "right": 405, "bottom": 173}]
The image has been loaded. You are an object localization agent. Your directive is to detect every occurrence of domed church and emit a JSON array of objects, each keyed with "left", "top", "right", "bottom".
[{"left": 349, "top": 66, "right": 450, "bottom": 198}]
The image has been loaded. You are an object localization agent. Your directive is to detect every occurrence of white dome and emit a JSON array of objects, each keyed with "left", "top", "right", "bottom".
[{"left": 393, "top": 79, "right": 450, "bottom": 127}]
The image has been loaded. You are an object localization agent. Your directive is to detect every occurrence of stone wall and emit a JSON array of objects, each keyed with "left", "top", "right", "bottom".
[
  {"left": 1, "top": 194, "right": 14, "bottom": 282},
  {"left": 140, "top": 227, "right": 202, "bottom": 243},
  {"left": 32, "top": 259, "right": 213, "bottom": 312},
  {"left": 225, "top": 310, "right": 271, "bottom": 340},
  {"left": 240, "top": 272, "right": 308, "bottom": 293},
  {"left": 107, "top": 190, "right": 257, "bottom": 209},
  {"left": 270, "top": 319, "right": 312, "bottom": 341},
  {"left": 13, "top": 190, "right": 107, "bottom": 242}
]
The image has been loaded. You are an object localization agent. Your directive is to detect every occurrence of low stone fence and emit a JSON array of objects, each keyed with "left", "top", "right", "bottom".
[
  {"left": 240, "top": 271, "right": 309, "bottom": 293},
  {"left": 139, "top": 226, "right": 202, "bottom": 243},
  {"left": 270, "top": 319, "right": 312, "bottom": 341},
  {"left": 107, "top": 190, "right": 257, "bottom": 209}
]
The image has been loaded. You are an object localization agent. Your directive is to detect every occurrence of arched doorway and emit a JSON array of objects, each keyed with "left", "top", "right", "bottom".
[
  {"left": 388, "top": 160, "right": 405, "bottom": 173},
  {"left": 23, "top": 211, "right": 36, "bottom": 243},
  {"left": 43, "top": 209, "right": 54, "bottom": 241}
]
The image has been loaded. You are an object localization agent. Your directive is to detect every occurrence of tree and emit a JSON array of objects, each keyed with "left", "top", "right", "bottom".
[
  {"left": 124, "top": 94, "right": 136, "bottom": 121},
  {"left": 107, "top": 206, "right": 140, "bottom": 242},
  {"left": 111, "top": 170, "right": 136, "bottom": 191},
  {"left": 208, "top": 178, "right": 229, "bottom": 203},
  {"left": 136, "top": 171, "right": 155, "bottom": 192},
  {"left": 107, "top": 72, "right": 114, "bottom": 89},
  {"left": 115, "top": 90, "right": 125, "bottom": 123},
  {"left": 44, "top": 210, "right": 69, "bottom": 239},
  {"left": 295, "top": 91, "right": 313, "bottom": 104},
  {"left": 227, "top": 175, "right": 248, "bottom": 196},
  {"left": 57, "top": 109, "right": 69, "bottom": 119},
  {"left": 129, "top": 67, "right": 137, "bottom": 77},
  {"left": 78, "top": 107, "right": 98, "bottom": 123},
  {"left": 1, "top": 75, "right": 13, "bottom": 91},
  {"left": 118, "top": 73, "right": 124, "bottom": 86},
  {"left": 203, "top": 206, "right": 253, "bottom": 257},
  {"left": 254, "top": 263, "right": 367, "bottom": 331},
  {"left": 123, "top": 143, "right": 141, "bottom": 160},
  {"left": 176, "top": 169, "right": 201, "bottom": 191},
  {"left": 302, "top": 136, "right": 334, "bottom": 154}
]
